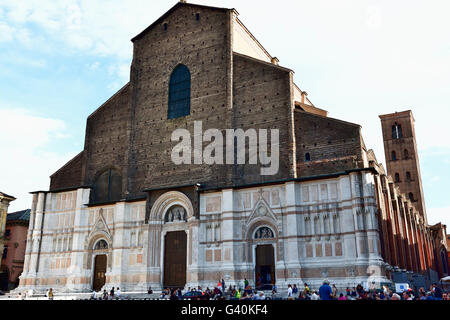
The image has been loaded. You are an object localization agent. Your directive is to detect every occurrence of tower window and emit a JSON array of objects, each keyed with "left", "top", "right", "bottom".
[
  {"left": 395, "top": 173, "right": 401, "bottom": 183},
  {"left": 196, "top": 13, "right": 200, "bottom": 21},
  {"left": 409, "top": 193, "right": 414, "bottom": 202},
  {"left": 2, "top": 246, "right": 7, "bottom": 259},
  {"left": 392, "top": 123, "right": 403, "bottom": 139},
  {"left": 163, "top": 23, "right": 168, "bottom": 31},
  {"left": 406, "top": 172, "right": 411, "bottom": 182},
  {"left": 404, "top": 149, "right": 409, "bottom": 159},
  {"left": 392, "top": 151, "right": 397, "bottom": 161},
  {"left": 305, "top": 153, "right": 311, "bottom": 162},
  {"left": 168, "top": 64, "right": 191, "bottom": 119}
]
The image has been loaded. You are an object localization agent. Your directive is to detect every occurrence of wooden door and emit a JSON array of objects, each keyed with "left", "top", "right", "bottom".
[
  {"left": 93, "top": 255, "right": 107, "bottom": 291},
  {"left": 255, "top": 245, "right": 275, "bottom": 289},
  {"left": 163, "top": 231, "right": 187, "bottom": 288}
]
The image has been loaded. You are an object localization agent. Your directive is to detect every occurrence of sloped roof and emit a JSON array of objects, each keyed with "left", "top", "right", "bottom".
[
  {"left": 131, "top": 2, "right": 235, "bottom": 42},
  {"left": 7, "top": 209, "right": 30, "bottom": 222},
  {"left": 0, "top": 192, "right": 16, "bottom": 201}
]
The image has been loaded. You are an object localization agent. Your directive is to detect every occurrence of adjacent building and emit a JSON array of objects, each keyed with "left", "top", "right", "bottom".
[
  {"left": 0, "top": 191, "right": 16, "bottom": 290},
  {"left": 16, "top": 1, "right": 448, "bottom": 293},
  {"left": 0, "top": 210, "right": 30, "bottom": 291}
]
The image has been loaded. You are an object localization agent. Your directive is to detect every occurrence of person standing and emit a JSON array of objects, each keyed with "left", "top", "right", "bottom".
[
  {"left": 319, "top": 280, "right": 332, "bottom": 300},
  {"left": 432, "top": 283, "right": 443, "bottom": 300},
  {"left": 292, "top": 284, "right": 298, "bottom": 296},
  {"left": 102, "top": 289, "right": 108, "bottom": 300},
  {"left": 221, "top": 279, "right": 225, "bottom": 291},
  {"left": 331, "top": 284, "right": 337, "bottom": 299},
  {"left": 116, "top": 288, "right": 121, "bottom": 299},
  {"left": 287, "top": 284, "right": 293, "bottom": 300},
  {"left": 110, "top": 287, "right": 115, "bottom": 299},
  {"left": 48, "top": 288, "right": 54, "bottom": 300}
]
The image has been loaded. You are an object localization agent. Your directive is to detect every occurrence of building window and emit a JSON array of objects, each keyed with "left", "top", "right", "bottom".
[
  {"left": 441, "top": 249, "right": 448, "bottom": 274},
  {"left": 196, "top": 13, "right": 200, "bottom": 21},
  {"left": 168, "top": 64, "right": 191, "bottom": 119},
  {"left": 392, "top": 123, "right": 403, "bottom": 139},
  {"left": 395, "top": 173, "right": 401, "bottom": 183},
  {"left": 404, "top": 149, "right": 409, "bottom": 159},
  {"left": 93, "top": 168, "right": 122, "bottom": 203},
  {"left": 392, "top": 151, "right": 397, "bottom": 161},
  {"left": 163, "top": 23, "right": 168, "bottom": 31},
  {"left": 4, "top": 229, "right": 11, "bottom": 239},
  {"left": 2, "top": 246, "right": 7, "bottom": 260},
  {"left": 305, "top": 153, "right": 311, "bottom": 162},
  {"left": 406, "top": 172, "right": 412, "bottom": 182},
  {"left": 409, "top": 193, "right": 414, "bottom": 202}
]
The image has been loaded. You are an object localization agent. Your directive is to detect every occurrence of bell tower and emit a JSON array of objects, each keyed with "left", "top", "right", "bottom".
[{"left": 379, "top": 110, "right": 427, "bottom": 223}]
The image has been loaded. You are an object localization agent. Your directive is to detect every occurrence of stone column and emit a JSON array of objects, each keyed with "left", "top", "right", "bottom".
[
  {"left": 186, "top": 218, "right": 200, "bottom": 288},
  {"left": 19, "top": 193, "right": 37, "bottom": 287},
  {"left": 107, "top": 201, "right": 126, "bottom": 290},
  {"left": 283, "top": 182, "right": 301, "bottom": 283},
  {"left": 29, "top": 192, "right": 45, "bottom": 275},
  {"left": 220, "top": 189, "right": 237, "bottom": 283},
  {"left": 68, "top": 188, "right": 90, "bottom": 292}
]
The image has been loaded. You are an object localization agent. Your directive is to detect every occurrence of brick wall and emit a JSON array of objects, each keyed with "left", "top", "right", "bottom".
[
  {"left": 295, "top": 110, "right": 365, "bottom": 176},
  {"left": 49, "top": 151, "right": 84, "bottom": 191},
  {"left": 231, "top": 53, "right": 295, "bottom": 184},
  {"left": 126, "top": 5, "right": 233, "bottom": 197},
  {"left": 82, "top": 84, "right": 131, "bottom": 190}
]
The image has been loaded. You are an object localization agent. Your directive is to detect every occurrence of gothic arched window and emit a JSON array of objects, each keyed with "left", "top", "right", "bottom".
[
  {"left": 93, "top": 168, "right": 122, "bottom": 203},
  {"left": 168, "top": 64, "right": 191, "bottom": 119}
]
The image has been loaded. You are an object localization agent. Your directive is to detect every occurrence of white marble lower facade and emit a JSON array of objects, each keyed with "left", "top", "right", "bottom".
[{"left": 18, "top": 170, "right": 391, "bottom": 293}]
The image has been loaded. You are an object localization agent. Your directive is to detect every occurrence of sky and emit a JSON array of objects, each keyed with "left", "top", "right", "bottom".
[{"left": 0, "top": 0, "right": 449, "bottom": 227}]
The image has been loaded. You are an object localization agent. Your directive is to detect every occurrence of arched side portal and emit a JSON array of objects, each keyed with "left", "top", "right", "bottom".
[
  {"left": 248, "top": 223, "right": 278, "bottom": 291},
  {"left": 87, "top": 235, "right": 112, "bottom": 291}
]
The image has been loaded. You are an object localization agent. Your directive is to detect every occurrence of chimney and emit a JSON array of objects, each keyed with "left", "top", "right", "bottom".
[
  {"left": 271, "top": 57, "right": 279, "bottom": 65},
  {"left": 301, "top": 91, "right": 308, "bottom": 104}
]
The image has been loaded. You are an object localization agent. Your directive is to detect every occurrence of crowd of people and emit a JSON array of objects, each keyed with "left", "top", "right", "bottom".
[
  {"left": 10, "top": 280, "right": 448, "bottom": 301},
  {"left": 90, "top": 287, "right": 121, "bottom": 300},
  {"left": 286, "top": 280, "right": 449, "bottom": 301},
  {"left": 161, "top": 279, "right": 449, "bottom": 301}
]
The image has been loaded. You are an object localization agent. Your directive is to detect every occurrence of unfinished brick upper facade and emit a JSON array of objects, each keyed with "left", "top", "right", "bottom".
[{"left": 48, "top": 3, "right": 361, "bottom": 201}]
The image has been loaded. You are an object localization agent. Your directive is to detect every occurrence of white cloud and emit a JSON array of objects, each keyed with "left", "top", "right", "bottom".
[
  {"left": 0, "top": 21, "right": 14, "bottom": 42},
  {"left": 0, "top": 107, "right": 76, "bottom": 212}
]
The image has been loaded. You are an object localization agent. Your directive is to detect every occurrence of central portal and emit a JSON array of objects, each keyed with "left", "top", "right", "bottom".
[
  {"left": 163, "top": 231, "right": 187, "bottom": 289},
  {"left": 255, "top": 244, "right": 275, "bottom": 290}
]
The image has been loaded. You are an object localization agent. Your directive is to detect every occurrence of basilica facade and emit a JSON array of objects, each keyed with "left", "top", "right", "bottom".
[{"left": 17, "top": 1, "right": 447, "bottom": 293}]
